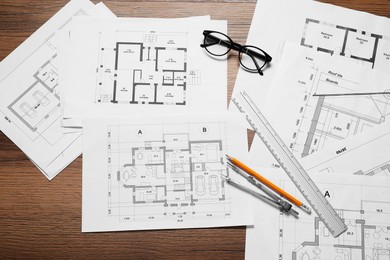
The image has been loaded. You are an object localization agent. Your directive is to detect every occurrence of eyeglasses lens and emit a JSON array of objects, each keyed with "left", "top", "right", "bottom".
[
  {"left": 204, "top": 32, "right": 231, "bottom": 56},
  {"left": 239, "top": 46, "right": 267, "bottom": 72}
]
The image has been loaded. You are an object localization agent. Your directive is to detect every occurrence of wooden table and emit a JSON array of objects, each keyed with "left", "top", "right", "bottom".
[{"left": 0, "top": 0, "right": 389, "bottom": 259}]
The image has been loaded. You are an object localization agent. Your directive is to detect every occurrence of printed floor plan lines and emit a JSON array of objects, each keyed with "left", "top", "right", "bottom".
[
  {"left": 301, "top": 123, "right": 390, "bottom": 179},
  {"left": 2, "top": 8, "right": 88, "bottom": 146},
  {"left": 263, "top": 44, "right": 390, "bottom": 159},
  {"left": 353, "top": 161, "right": 390, "bottom": 177},
  {"left": 296, "top": 69, "right": 390, "bottom": 157},
  {"left": 106, "top": 122, "right": 232, "bottom": 223},
  {"left": 83, "top": 115, "right": 251, "bottom": 232},
  {"left": 301, "top": 18, "right": 390, "bottom": 72},
  {"left": 96, "top": 31, "right": 197, "bottom": 106},
  {"left": 7, "top": 54, "right": 62, "bottom": 145},
  {"left": 0, "top": 0, "right": 107, "bottom": 178},
  {"left": 64, "top": 18, "right": 227, "bottom": 119},
  {"left": 278, "top": 180, "right": 390, "bottom": 260}
]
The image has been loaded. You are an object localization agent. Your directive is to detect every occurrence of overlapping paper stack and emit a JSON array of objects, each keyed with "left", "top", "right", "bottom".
[
  {"left": 229, "top": 0, "right": 390, "bottom": 259},
  {"left": 1, "top": 0, "right": 390, "bottom": 258},
  {"left": 0, "top": 0, "right": 253, "bottom": 233}
]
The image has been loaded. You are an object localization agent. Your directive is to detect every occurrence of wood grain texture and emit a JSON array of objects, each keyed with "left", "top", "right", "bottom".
[{"left": 0, "top": 0, "right": 389, "bottom": 259}]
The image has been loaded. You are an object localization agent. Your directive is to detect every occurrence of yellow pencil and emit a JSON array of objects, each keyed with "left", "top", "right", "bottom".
[{"left": 226, "top": 155, "right": 311, "bottom": 214}]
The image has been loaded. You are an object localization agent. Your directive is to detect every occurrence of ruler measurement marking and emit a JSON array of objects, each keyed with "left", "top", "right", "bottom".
[{"left": 233, "top": 91, "right": 347, "bottom": 237}]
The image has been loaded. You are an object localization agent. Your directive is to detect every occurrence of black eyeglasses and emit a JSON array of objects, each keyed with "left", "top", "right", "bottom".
[{"left": 200, "top": 30, "right": 272, "bottom": 76}]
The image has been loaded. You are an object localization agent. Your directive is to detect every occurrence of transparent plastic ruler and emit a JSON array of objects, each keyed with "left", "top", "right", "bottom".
[{"left": 232, "top": 91, "right": 347, "bottom": 238}]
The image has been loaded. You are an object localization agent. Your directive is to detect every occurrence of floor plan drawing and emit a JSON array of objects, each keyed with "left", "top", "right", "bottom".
[
  {"left": 83, "top": 115, "right": 251, "bottom": 232},
  {"left": 301, "top": 18, "right": 390, "bottom": 72},
  {"left": 261, "top": 44, "right": 390, "bottom": 160},
  {"left": 2, "top": 7, "right": 87, "bottom": 143},
  {"left": 64, "top": 19, "right": 227, "bottom": 120},
  {"left": 106, "top": 122, "right": 232, "bottom": 223},
  {"left": 301, "top": 122, "right": 390, "bottom": 179},
  {"left": 277, "top": 178, "right": 390, "bottom": 260},
  {"left": 96, "top": 31, "right": 197, "bottom": 105},
  {"left": 0, "top": 0, "right": 106, "bottom": 179},
  {"left": 353, "top": 161, "right": 390, "bottom": 177},
  {"left": 315, "top": 158, "right": 390, "bottom": 177},
  {"left": 296, "top": 68, "right": 390, "bottom": 158},
  {"left": 7, "top": 54, "right": 62, "bottom": 145}
]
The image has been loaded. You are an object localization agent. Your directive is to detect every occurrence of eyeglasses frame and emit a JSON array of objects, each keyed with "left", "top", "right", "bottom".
[{"left": 200, "top": 30, "right": 272, "bottom": 76}]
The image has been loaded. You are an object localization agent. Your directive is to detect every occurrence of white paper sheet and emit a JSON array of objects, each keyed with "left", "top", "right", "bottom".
[
  {"left": 231, "top": 0, "right": 390, "bottom": 114},
  {"left": 62, "top": 17, "right": 227, "bottom": 123},
  {"left": 0, "top": 0, "right": 114, "bottom": 180},
  {"left": 57, "top": 3, "right": 117, "bottom": 133},
  {"left": 249, "top": 43, "right": 390, "bottom": 165},
  {"left": 301, "top": 120, "right": 390, "bottom": 177},
  {"left": 59, "top": 16, "right": 211, "bottom": 130},
  {"left": 245, "top": 171, "right": 390, "bottom": 259},
  {"left": 245, "top": 119, "right": 390, "bottom": 259},
  {"left": 82, "top": 113, "right": 253, "bottom": 232}
]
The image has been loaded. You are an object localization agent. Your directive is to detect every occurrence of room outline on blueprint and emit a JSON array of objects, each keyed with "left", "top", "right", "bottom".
[
  {"left": 95, "top": 30, "right": 201, "bottom": 106},
  {"left": 301, "top": 18, "right": 390, "bottom": 71},
  {"left": 282, "top": 17, "right": 390, "bottom": 157},
  {"left": 1, "top": 8, "right": 87, "bottom": 146},
  {"left": 287, "top": 66, "right": 390, "bottom": 158},
  {"left": 0, "top": 0, "right": 97, "bottom": 179},
  {"left": 300, "top": 124, "right": 390, "bottom": 178},
  {"left": 277, "top": 180, "right": 390, "bottom": 260},
  {"left": 106, "top": 121, "right": 232, "bottom": 223},
  {"left": 7, "top": 54, "right": 61, "bottom": 145}
]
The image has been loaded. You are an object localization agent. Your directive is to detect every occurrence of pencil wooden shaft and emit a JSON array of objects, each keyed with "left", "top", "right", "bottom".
[{"left": 228, "top": 156, "right": 303, "bottom": 207}]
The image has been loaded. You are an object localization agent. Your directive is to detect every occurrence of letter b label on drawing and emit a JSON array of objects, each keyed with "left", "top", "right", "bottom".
[{"left": 200, "top": 126, "right": 208, "bottom": 135}]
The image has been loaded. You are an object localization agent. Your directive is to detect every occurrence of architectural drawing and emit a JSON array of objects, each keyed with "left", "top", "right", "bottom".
[
  {"left": 301, "top": 124, "right": 390, "bottom": 178},
  {"left": 96, "top": 31, "right": 199, "bottom": 105},
  {"left": 282, "top": 63, "right": 390, "bottom": 158},
  {"left": 301, "top": 18, "right": 390, "bottom": 72},
  {"left": 107, "top": 122, "right": 232, "bottom": 223},
  {"left": 82, "top": 115, "right": 251, "bottom": 232},
  {"left": 292, "top": 18, "right": 390, "bottom": 157},
  {"left": 278, "top": 126, "right": 390, "bottom": 259},
  {"left": 353, "top": 161, "right": 390, "bottom": 177},
  {"left": 278, "top": 180, "right": 390, "bottom": 260},
  {"left": 7, "top": 54, "right": 62, "bottom": 145},
  {"left": 0, "top": 0, "right": 100, "bottom": 179},
  {"left": 2, "top": 9, "right": 87, "bottom": 144},
  {"left": 317, "top": 160, "right": 390, "bottom": 177}
]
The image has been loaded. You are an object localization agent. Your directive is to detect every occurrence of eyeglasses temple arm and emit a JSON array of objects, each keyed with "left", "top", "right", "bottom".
[
  {"left": 244, "top": 52, "right": 264, "bottom": 76},
  {"left": 201, "top": 33, "right": 272, "bottom": 69},
  {"left": 242, "top": 47, "right": 272, "bottom": 62},
  {"left": 201, "top": 34, "right": 234, "bottom": 49}
]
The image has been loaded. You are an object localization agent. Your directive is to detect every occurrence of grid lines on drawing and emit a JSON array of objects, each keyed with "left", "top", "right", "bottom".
[{"left": 106, "top": 122, "right": 233, "bottom": 223}]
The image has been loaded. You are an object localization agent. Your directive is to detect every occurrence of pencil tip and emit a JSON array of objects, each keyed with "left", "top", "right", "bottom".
[{"left": 300, "top": 204, "right": 312, "bottom": 215}]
